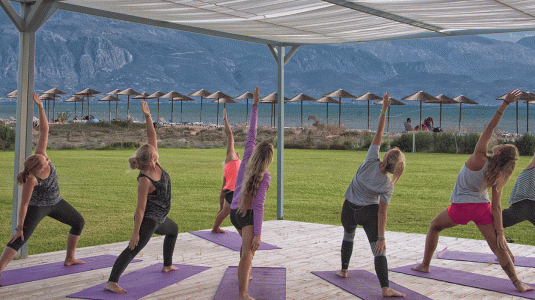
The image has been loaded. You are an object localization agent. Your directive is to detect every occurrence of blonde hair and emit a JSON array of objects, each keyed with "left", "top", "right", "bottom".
[
  {"left": 238, "top": 142, "right": 274, "bottom": 215},
  {"left": 128, "top": 144, "right": 156, "bottom": 170},
  {"left": 379, "top": 148, "right": 405, "bottom": 185},
  {"left": 485, "top": 144, "right": 518, "bottom": 189},
  {"left": 17, "top": 154, "right": 44, "bottom": 185}
]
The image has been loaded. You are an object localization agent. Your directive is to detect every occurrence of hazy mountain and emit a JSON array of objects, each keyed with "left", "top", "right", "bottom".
[{"left": 1, "top": 10, "right": 535, "bottom": 104}]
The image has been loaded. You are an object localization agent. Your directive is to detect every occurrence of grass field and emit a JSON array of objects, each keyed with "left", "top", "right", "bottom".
[{"left": 0, "top": 148, "right": 534, "bottom": 255}]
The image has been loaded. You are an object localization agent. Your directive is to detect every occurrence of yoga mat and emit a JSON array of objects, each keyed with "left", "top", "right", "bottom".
[
  {"left": 311, "top": 270, "right": 431, "bottom": 300},
  {"left": 213, "top": 266, "right": 286, "bottom": 300},
  {"left": 189, "top": 230, "right": 281, "bottom": 251},
  {"left": 68, "top": 263, "right": 211, "bottom": 300},
  {"left": 438, "top": 247, "right": 535, "bottom": 268},
  {"left": 391, "top": 264, "right": 535, "bottom": 299},
  {"left": 0, "top": 254, "right": 141, "bottom": 287}
]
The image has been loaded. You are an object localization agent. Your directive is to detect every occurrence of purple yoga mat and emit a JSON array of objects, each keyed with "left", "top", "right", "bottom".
[
  {"left": 189, "top": 230, "right": 281, "bottom": 251},
  {"left": 311, "top": 270, "right": 431, "bottom": 300},
  {"left": 213, "top": 266, "right": 286, "bottom": 300},
  {"left": 438, "top": 247, "right": 535, "bottom": 268},
  {"left": 391, "top": 264, "right": 535, "bottom": 299},
  {"left": 68, "top": 263, "right": 210, "bottom": 300},
  {"left": 0, "top": 254, "right": 141, "bottom": 287}
]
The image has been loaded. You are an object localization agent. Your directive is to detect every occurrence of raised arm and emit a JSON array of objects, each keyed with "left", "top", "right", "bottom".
[
  {"left": 142, "top": 100, "right": 157, "bottom": 152},
  {"left": 129, "top": 178, "right": 149, "bottom": 250},
  {"left": 34, "top": 93, "right": 48, "bottom": 156},
  {"left": 371, "top": 92, "right": 390, "bottom": 146},
  {"left": 223, "top": 109, "right": 238, "bottom": 163},
  {"left": 242, "top": 87, "right": 260, "bottom": 162}
]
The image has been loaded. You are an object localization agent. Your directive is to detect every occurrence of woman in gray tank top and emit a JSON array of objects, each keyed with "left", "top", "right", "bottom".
[{"left": 412, "top": 89, "right": 533, "bottom": 293}]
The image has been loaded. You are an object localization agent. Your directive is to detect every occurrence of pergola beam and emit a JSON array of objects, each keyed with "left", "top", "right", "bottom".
[{"left": 0, "top": 0, "right": 23, "bottom": 31}]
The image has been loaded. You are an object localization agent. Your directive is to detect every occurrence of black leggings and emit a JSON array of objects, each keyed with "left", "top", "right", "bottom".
[
  {"left": 340, "top": 200, "right": 389, "bottom": 288},
  {"left": 502, "top": 199, "right": 535, "bottom": 228},
  {"left": 7, "top": 199, "right": 85, "bottom": 251},
  {"left": 108, "top": 217, "right": 178, "bottom": 283}
]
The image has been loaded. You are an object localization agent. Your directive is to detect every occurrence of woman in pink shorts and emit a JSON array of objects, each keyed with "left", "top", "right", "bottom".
[{"left": 412, "top": 89, "right": 533, "bottom": 293}]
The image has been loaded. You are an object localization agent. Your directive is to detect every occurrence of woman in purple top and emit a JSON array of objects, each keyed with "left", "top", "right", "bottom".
[{"left": 229, "top": 87, "right": 273, "bottom": 300}]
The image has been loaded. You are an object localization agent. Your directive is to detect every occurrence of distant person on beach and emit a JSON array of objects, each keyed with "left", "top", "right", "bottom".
[
  {"left": 424, "top": 117, "right": 434, "bottom": 131},
  {"left": 105, "top": 100, "right": 178, "bottom": 294},
  {"left": 337, "top": 92, "right": 406, "bottom": 298},
  {"left": 502, "top": 152, "right": 535, "bottom": 229},
  {"left": 403, "top": 118, "right": 413, "bottom": 132},
  {"left": 230, "top": 87, "right": 273, "bottom": 300},
  {"left": 0, "top": 93, "right": 85, "bottom": 276},
  {"left": 212, "top": 108, "right": 241, "bottom": 233},
  {"left": 412, "top": 89, "right": 533, "bottom": 293}
]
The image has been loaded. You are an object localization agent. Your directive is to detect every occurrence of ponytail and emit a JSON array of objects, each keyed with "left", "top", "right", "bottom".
[
  {"left": 16, "top": 169, "right": 31, "bottom": 185},
  {"left": 129, "top": 144, "right": 155, "bottom": 170},
  {"left": 379, "top": 148, "right": 405, "bottom": 185},
  {"left": 16, "top": 155, "right": 44, "bottom": 185},
  {"left": 485, "top": 144, "right": 518, "bottom": 189}
]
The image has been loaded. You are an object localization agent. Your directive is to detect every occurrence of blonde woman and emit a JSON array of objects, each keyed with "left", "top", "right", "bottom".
[
  {"left": 229, "top": 87, "right": 273, "bottom": 300},
  {"left": 105, "top": 100, "right": 178, "bottom": 294},
  {"left": 0, "top": 93, "right": 85, "bottom": 276},
  {"left": 412, "top": 89, "right": 533, "bottom": 293},
  {"left": 337, "top": 92, "right": 406, "bottom": 298}
]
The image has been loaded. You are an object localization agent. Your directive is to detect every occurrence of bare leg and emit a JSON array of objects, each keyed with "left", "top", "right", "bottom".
[
  {"left": 238, "top": 225, "right": 255, "bottom": 300},
  {"left": 64, "top": 234, "right": 84, "bottom": 266},
  {"left": 412, "top": 208, "right": 457, "bottom": 273},
  {"left": 477, "top": 223, "right": 533, "bottom": 292},
  {"left": 212, "top": 202, "right": 231, "bottom": 233},
  {"left": 104, "top": 281, "right": 127, "bottom": 293},
  {"left": 0, "top": 247, "right": 17, "bottom": 275}
]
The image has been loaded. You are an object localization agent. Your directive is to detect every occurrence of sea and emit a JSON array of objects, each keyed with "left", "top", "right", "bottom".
[{"left": 0, "top": 99, "right": 533, "bottom": 135}]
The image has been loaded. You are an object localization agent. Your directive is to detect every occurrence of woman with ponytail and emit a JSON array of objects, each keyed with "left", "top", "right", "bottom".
[
  {"left": 105, "top": 100, "right": 178, "bottom": 294},
  {"left": 229, "top": 86, "right": 273, "bottom": 300},
  {"left": 0, "top": 93, "right": 85, "bottom": 276},
  {"left": 412, "top": 89, "right": 533, "bottom": 293},
  {"left": 337, "top": 92, "right": 406, "bottom": 298}
]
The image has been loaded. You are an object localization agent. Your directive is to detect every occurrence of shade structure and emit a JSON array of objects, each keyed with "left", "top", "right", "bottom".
[
  {"left": 426, "top": 94, "right": 459, "bottom": 128},
  {"left": 189, "top": 89, "right": 211, "bottom": 123},
  {"left": 401, "top": 91, "right": 437, "bottom": 129},
  {"left": 161, "top": 91, "right": 184, "bottom": 122},
  {"left": 98, "top": 95, "right": 120, "bottom": 122},
  {"left": 42, "top": 88, "right": 66, "bottom": 123},
  {"left": 206, "top": 91, "right": 233, "bottom": 126},
  {"left": 63, "top": 96, "right": 86, "bottom": 119},
  {"left": 353, "top": 92, "right": 382, "bottom": 130},
  {"left": 261, "top": 93, "right": 289, "bottom": 128},
  {"left": 117, "top": 88, "right": 140, "bottom": 119},
  {"left": 211, "top": 97, "right": 238, "bottom": 126},
  {"left": 315, "top": 96, "right": 340, "bottom": 125},
  {"left": 496, "top": 91, "right": 535, "bottom": 134},
  {"left": 324, "top": 89, "right": 356, "bottom": 128},
  {"left": 234, "top": 92, "right": 254, "bottom": 124},
  {"left": 374, "top": 97, "right": 405, "bottom": 132},
  {"left": 170, "top": 94, "right": 194, "bottom": 124},
  {"left": 453, "top": 95, "right": 478, "bottom": 131},
  {"left": 74, "top": 88, "right": 100, "bottom": 119},
  {"left": 147, "top": 91, "right": 165, "bottom": 120},
  {"left": 39, "top": 94, "right": 56, "bottom": 123},
  {"left": 288, "top": 93, "right": 315, "bottom": 127}
]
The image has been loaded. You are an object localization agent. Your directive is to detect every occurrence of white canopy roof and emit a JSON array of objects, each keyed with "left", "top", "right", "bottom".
[{"left": 57, "top": 0, "right": 535, "bottom": 46}]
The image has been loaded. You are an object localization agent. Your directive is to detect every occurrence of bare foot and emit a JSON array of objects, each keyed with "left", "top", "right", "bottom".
[
  {"left": 64, "top": 258, "right": 85, "bottom": 266},
  {"left": 411, "top": 263, "right": 430, "bottom": 273},
  {"left": 162, "top": 265, "right": 178, "bottom": 273},
  {"left": 382, "top": 287, "right": 406, "bottom": 297},
  {"left": 238, "top": 295, "right": 255, "bottom": 300},
  {"left": 336, "top": 269, "right": 348, "bottom": 278},
  {"left": 514, "top": 280, "right": 534, "bottom": 292},
  {"left": 212, "top": 228, "right": 226, "bottom": 233},
  {"left": 104, "top": 282, "right": 127, "bottom": 294}
]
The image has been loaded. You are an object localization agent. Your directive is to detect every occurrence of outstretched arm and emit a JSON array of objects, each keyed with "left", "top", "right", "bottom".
[
  {"left": 34, "top": 93, "right": 48, "bottom": 156},
  {"left": 142, "top": 100, "right": 157, "bottom": 152},
  {"left": 371, "top": 92, "right": 390, "bottom": 146},
  {"left": 223, "top": 109, "right": 238, "bottom": 163},
  {"left": 374, "top": 201, "right": 388, "bottom": 255},
  {"left": 129, "top": 178, "right": 149, "bottom": 250}
]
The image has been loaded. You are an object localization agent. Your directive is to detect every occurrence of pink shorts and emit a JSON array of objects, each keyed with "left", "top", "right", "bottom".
[{"left": 447, "top": 203, "right": 493, "bottom": 225}]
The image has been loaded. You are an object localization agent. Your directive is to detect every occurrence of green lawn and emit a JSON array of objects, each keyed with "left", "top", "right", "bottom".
[{"left": 0, "top": 149, "right": 533, "bottom": 255}]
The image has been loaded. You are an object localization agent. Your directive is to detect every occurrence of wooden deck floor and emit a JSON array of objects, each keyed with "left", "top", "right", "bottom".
[{"left": 2, "top": 220, "right": 535, "bottom": 299}]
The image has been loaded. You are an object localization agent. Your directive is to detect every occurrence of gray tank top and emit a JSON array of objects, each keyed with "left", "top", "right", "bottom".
[
  {"left": 450, "top": 161, "right": 490, "bottom": 204},
  {"left": 29, "top": 161, "right": 62, "bottom": 206},
  {"left": 137, "top": 164, "right": 171, "bottom": 223}
]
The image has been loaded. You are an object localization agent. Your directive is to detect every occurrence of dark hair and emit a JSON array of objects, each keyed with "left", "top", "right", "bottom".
[{"left": 406, "top": 118, "right": 411, "bottom": 122}]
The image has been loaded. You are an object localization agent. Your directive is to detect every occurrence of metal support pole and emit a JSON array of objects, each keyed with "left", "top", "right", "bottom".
[{"left": 276, "top": 46, "right": 285, "bottom": 220}]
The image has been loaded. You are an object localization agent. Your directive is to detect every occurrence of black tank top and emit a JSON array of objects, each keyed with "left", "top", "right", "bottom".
[
  {"left": 137, "top": 164, "right": 171, "bottom": 223},
  {"left": 29, "top": 161, "right": 62, "bottom": 206}
]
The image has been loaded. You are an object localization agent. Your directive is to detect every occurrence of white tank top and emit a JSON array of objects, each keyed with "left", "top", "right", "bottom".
[{"left": 450, "top": 161, "right": 490, "bottom": 204}]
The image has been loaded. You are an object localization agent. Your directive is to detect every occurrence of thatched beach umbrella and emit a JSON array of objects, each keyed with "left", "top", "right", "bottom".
[
  {"left": 42, "top": 88, "right": 66, "bottom": 124},
  {"left": 98, "top": 95, "right": 120, "bottom": 122},
  {"left": 105, "top": 89, "right": 122, "bottom": 121},
  {"left": 288, "top": 93, "right": 315, "bottom": 127},
  {"left": 206, "top": 91, "right": 233, "bottom": 126},
  {"left": 74, "top": 88, "right": 100, "bottom": 119},
  {"left": 315, "top": 96, "right": 340, "bottom": 125},
  {"left": 401, "top": 91, "right": 437, "bottom": 129},
  {"left": 148, "top": 91, "right": 165, "bottom": 120},
  {"left": 353, "top": 92, "right": 382, "bottom": 130},
  {"left": 234, "top": 92, "right": 254, "bottom": 124},
  {"left": 261, "top": 93, "right": 289, "bottom": 127},
  {"left": 324, "top": 89, "right": 356, "bottom": 127},
  {"left": 189, "top": 89, "right": 211, "bottom": 123},
  {"left": 425, "top": 94, "right": 459, "bottom": 128},
  {"left": 63, "top": 96, "right": 85, "bottom": 119},
  {"left": 374, "top": 97, "right": 405, "bottom": 133},
  {"left": 171, "top": 94, "right": 194, "bottom": 124},
  {"left": 161, "top": 91, "right": 183, "bottom": 122},
  {"left": 39, "top": 94, "right": 56, "bottom": 122},
  {"left": 117, "top": 88, "right": 140, "bottom": 119},
  {"left": 453, "top": 95, "right": 478, "bottom": 132},
  {"left": 496, "top": 91, "right": 535, "bottom": 134}
]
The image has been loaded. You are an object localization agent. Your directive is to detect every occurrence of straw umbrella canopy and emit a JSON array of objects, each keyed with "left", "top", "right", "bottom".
[
  {"left": 105, "top": 89, "right": 122, "bottom": 121},
  {"left": 117, "top": 88, "right": 140, "bottom": 119},
  {"left": 206, "top": 91, "right": 233, "bottom": 126},
  {"left": 74, "top": 88, "right": 100, "bottom": 119},
  {"left": 288, "top": 93, "right": 315, "bottom": 127},
  {"left": 353, "top": 92, "right": 382, "bottom": 130},
  {"left": 261, "top": 93, "right": 289, "bottom": 127},
  {"left": 170, "top": 94, "right": 194, "bottom": 124},
  {"left": 315, "top": 96, "right": 340, "bottom": 125},
  {"left": 425, "top": 94, "right": 459, "bottom": 128},
  {"left": 63, "top": 96, "right": 86, "bottom": 119},
  {"left": 234, "top": 91, "right": 254, "bottom": 124},
  {"left": 453, "top": 95, "right": 478, "bottom": 131},
  {"left": 98, "top": 95, "right": 120, "bottom": 122},
  {"left": 324, "top": 89, "right": 356, "bottom": 127},
  {"left": 189, "top": 89, "right": 211, "bottom": 123},
  {"left": 39, "top": 94, "right": 56, "bottom": 122},
  {"left": 161, "top": 91, "right": 183, "bottom": 122},
  {"left": 148, "top": 91, "right": 165, "bottom": 120},
  {"left": 401, "top": 91, "right": 437, "bottom": 128},
  {"left": 496, "top": 91, "right": 535, "bottom": 134},
  {"left": 42, "top": 88, "right": 66, "bottom": 123},
  {"left": 374, "top": 97, "right": 405, "bottom": 133}
]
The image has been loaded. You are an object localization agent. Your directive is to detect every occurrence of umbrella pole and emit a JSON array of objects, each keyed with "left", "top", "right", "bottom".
[
  {"left": 327, "top": 103, "right": 329, "bottom": 124},
  {"left": 157, "top": 98, "right": 160, "bottom": 120},
  {"left": 127, "top": 96, "right": 130, "bottom": 119},
  {"left": 74, "top": 102, "right": 77, "bottom": 119},
  {"left": 53, "top": 98, "right": 56, "bottom": 122},
  {"left": 180, "top": 101, "right": 183, "bottom": 124},
  {"left": 81, "top": 100, "right": 84, "bottom": 119},
  {"left": 301, "top": 100, "right": 303, "bottom": 127},
  {"left": 217, "top": 101, "right": 220, "bottom": 126},
  {"left": 171, "top": 100, "right": 174, "bottom": 122},
  {"left": 440, "top": 103, "right": 443, "bottom": 128},
  {"left": 200, "top": 97, "right": 203, "bottom": 123},
  {"left": 420, "top": 101, "right": 422, "bottom": 129},
  {"left": 109, "top": 101, "right": 111, "bottom": 122},
  {"left": 115, "top": 101, "right": 118, "bottom": 120},
  {"left": 87, "top": 96, "right": 90, "bottom": 118},
  {"left": 367, "top": 100, "right": 370, "bottom": 130},
  {"left": 246, "top": 98, "right": 249, "bottom": 125},
  {"left": 459, "top": 103, "right": 462, "bottom": 132},
  {"left": 528, "top": 102, "right": 530, "bottom": 133},
  {"left": 339, "top": 98, "right": 341, "bottom": 127},
  {"left": 516, "top": 101, "right": 519, "bottom": 135}
]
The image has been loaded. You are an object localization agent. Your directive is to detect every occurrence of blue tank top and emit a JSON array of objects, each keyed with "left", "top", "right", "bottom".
[
  {"left": 29, "top": 161, "right": 62, "bottom": 206},
  {"left": 137, "top": 164, "right": 171, "bottom": 223}
]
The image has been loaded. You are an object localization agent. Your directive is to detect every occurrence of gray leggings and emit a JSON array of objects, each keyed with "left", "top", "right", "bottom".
[{"left": 502, "top": 199, "right": 535, "bottom": 228}]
